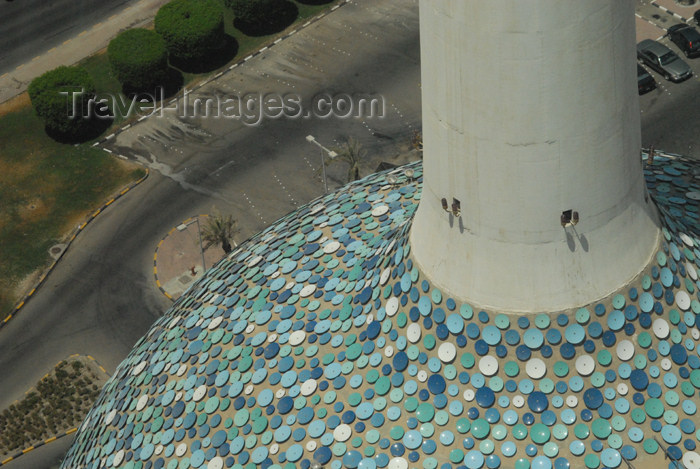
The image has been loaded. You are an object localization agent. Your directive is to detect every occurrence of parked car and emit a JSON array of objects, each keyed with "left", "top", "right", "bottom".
[
  {"left": 694, "top": 9, "right": 700, "bottom": 24},
  {"left": 637, "top": 64, "right": 656, "bottom": 94},
  {"left": 668, "top": 24, "right": 700, "bottom": 58},
  {"left": 637, "top": 39, "right": 693, "bottom": 82}
]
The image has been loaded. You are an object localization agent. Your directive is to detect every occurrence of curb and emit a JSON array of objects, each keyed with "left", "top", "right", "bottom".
[
  {"left": 94, "top": 0, "right": 351, "bottom": 153},
  {"left": 0, "top": 354, "right": 110, "bottom": 467},
  {"left": 0, "top": 169, "right": 150, "bottom": 332},
  {"left": 0, "top": 428, "right": 77, "bottom": 467},
  {"left": 635, "top": 12, "right": 670, "bottom": 38},
  {"left": 650, "top": 1, "right": 689, "bottom": 22},
  {"left": 154, "top": 214, "right": 212, "bottom": 301},
  {"left": 154, "top": 229, "right": 175, "bottom": 301}
]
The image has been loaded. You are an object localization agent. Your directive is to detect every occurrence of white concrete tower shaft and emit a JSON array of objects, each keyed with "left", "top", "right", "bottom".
[{"left": 410, "top": 0, "right": 660, "bottom": 312}]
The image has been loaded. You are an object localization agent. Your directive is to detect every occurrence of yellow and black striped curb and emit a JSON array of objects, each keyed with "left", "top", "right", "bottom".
[
  {"left": 93, "top": 0, "right": 350, "bottom": 153},
  {"left": 153, "top": 215, "right": 209, "bottom": 301},
  {"left": 0, "top": 354, "right": 110, "bottom": 466},
  {"left": 650, "top": 1, "right": 689, "bottom": 23},
  {"left": 0, "top": 169, "right": 150, "bottom": 332},
  {"left": 0, "top": 428, "right": 78, "bottom": 466}
]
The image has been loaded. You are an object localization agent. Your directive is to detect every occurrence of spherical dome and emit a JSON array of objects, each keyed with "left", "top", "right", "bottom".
[{"left": 62, "top": 156, "right": 700, "bottom": 468}]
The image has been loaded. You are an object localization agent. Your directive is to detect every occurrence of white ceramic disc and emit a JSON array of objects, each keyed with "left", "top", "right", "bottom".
[
  {"left": 333, "top": 424, "right": 352, "bottom": 442},
  {"left": 407, "top": 323, "right": 421, "bottom": 343},
  {"left": 193, "top": 385, "right": 206, "bottom": 402},
  {"left": 372, "top": 205, "right": 389, "bottom": 217},
  {"left": 136, "top": 395, "right": 149, "bottom": 411},
  {"left": 438, "top": 343, "right": 457, "bottom": 363},
  {"left": 525, "top": 358, "right": 547, "bottom": 379},
  {"left": 323, "top": 241, "right": 340, "bottom": 254},
  {"left": 677, "top": 290, "right": 691, "bottom": 310},
  {"left": 301, "top": 379, "right": 317, "bottom": 396},
  {"left": 388, "top": 458, "right": 408, "bottom": 469},
  {"left": 300, "top": 285, "right": 316, "bottom": 297},
  {"left": 575, "top": 355, "right": 595, "bottom": 376},
  {"left": 617, "top": 383, "right": 629, "bottom": 396},
  {"left": 289, "top": 330, "right": 306, "bottom": 346},
  {"left": 653, "top": 319, "right": 670, "bottom": 339},
  {"left": 683, "top": 452, "right": 700, "bottom": 469},
  {"left": 479, "top": 356, "right": 499, "bottom": 376},
  {"left": 616, "top": 340, "right": 635, "bottom": 361},
  {"left": 386, "top": 297, "right": 399, "bottom": 316}
]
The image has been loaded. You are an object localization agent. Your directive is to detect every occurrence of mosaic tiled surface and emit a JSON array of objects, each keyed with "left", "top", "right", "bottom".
[{"left": 62, "top": 153, "right": 700, "bottom": 469}]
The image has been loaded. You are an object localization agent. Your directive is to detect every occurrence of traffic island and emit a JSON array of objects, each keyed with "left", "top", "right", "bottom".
[{"left": 0, "top": 355, "right": 110, "bottom": 466}]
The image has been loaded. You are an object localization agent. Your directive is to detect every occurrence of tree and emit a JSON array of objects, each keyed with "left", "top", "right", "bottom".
[
  {"left": 329, "top": 137, "right": 366, "bottom": 182},
  {"left": 155, "top": 0, "right": 224, "bottom": 62},
  {"left": 108, "top": 29, "right": 168, "bottom": 92},
  {"left": 202, "top": 212, "right": 238, "bottom": 254},
  {"left": 226, "top": 0, "right": 274, "bottom": 24},
  {"left": 225, "top": 0, "right": 297, "bottom": 35},
  {"left": 27, "top": 66, "right": 96, "bottom": 137}
]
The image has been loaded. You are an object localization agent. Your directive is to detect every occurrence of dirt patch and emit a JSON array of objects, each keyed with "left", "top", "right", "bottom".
[{"left": 0, "top": 93, "right": 30, "bottom": 118}]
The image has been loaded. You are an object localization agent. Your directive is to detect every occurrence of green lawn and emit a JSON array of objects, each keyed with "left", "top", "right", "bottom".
[{"left": 0, "top": 101, "right": 144, "bottom": 314}]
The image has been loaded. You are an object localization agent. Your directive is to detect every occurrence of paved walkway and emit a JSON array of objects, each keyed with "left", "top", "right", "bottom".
[
  {"left": 154, "top": 215, "right": 231, "bottom": 299},
  {"left": 0, "top": 0, "right": 169, "bottom": 105}
]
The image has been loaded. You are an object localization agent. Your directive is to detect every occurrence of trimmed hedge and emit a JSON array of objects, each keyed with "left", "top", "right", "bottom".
[
  {"left": 27, "top": 66, "right": 96, "bottom": 137},
  {"left": 155, "top": 0, "right": 224, "bottom": 62},
  {"left": 226, "top": 0, "right": 295, "bottom": 32},
  {"left": 108, "top": 28, "right": 168, "bottom": 91},
  {"left": 225, "top": 0, "right": 274, "bottom": 25}
]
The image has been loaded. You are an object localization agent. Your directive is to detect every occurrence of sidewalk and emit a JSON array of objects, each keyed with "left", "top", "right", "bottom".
[
  {"left": 0, "top": 0, "right": 170, "bottom": 105},
  {"left": 154, "top": 216, "right": 229, "bottom": 300}
]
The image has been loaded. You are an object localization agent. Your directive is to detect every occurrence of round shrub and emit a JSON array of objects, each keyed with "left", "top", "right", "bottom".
[
  {"left": 155, "top": 0, "right": 224, "bottom": 62},
  {"left": 225, "top": 0, "right": 272, "bottom": 25},
  {"left": 108, "top": 28, "right": 168, "bottom": 91},
  {"left": 225, "top": 0, "right": 297, "bottom": 34},
  {"left": 28, "top": 65, "right": 96, "bottom": 136}
]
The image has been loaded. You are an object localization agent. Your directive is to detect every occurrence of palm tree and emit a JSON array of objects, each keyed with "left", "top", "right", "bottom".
[
  {"left": 201, "top": 212, "right": 238, "bottom": 254},
  {"left": 328, "top": 137, "right": 365, "bottom": 182}
]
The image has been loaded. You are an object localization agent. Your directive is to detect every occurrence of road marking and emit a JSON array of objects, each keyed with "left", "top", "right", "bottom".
[
  {"left": 93, "top": 22, "right": 102, "bottom": 29},
  {"left": 66, "top": 428, "right": 77, "bottom": 435},
  {"left": 45, "top": 437, "right": 56, "bottom": 444},
  {"left": 0, "top": 73, "right": 7, "bottom": 79},
  {"left": 78, "top": 30, "right": 88, "bottom": 37},
  {"left": 63, "top": 39, "right": 71, "bottom": 45},
  {"left": 32, "top": 55, "right": 41, "bottom": 61},
  {"left": 22, "top": 447, "right": 34, "bottom": 454},
  {"left": 15, "top": 64, "right": 23, "bottom": 70},
  {"left": 48, "top": 47, "right": 56, "bottom": 53}
]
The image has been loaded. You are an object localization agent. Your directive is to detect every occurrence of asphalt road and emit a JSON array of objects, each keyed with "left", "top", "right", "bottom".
[{"left": 0, "top": 0, "right": 139, "bottom": 75}]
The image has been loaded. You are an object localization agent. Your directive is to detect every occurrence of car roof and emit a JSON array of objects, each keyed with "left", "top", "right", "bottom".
[
  {"left": 638, "top": 39, "right": 673, "bottom": 56},
  {"left": 669, "top": 23, "right": 700, "bottom": 39}
]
